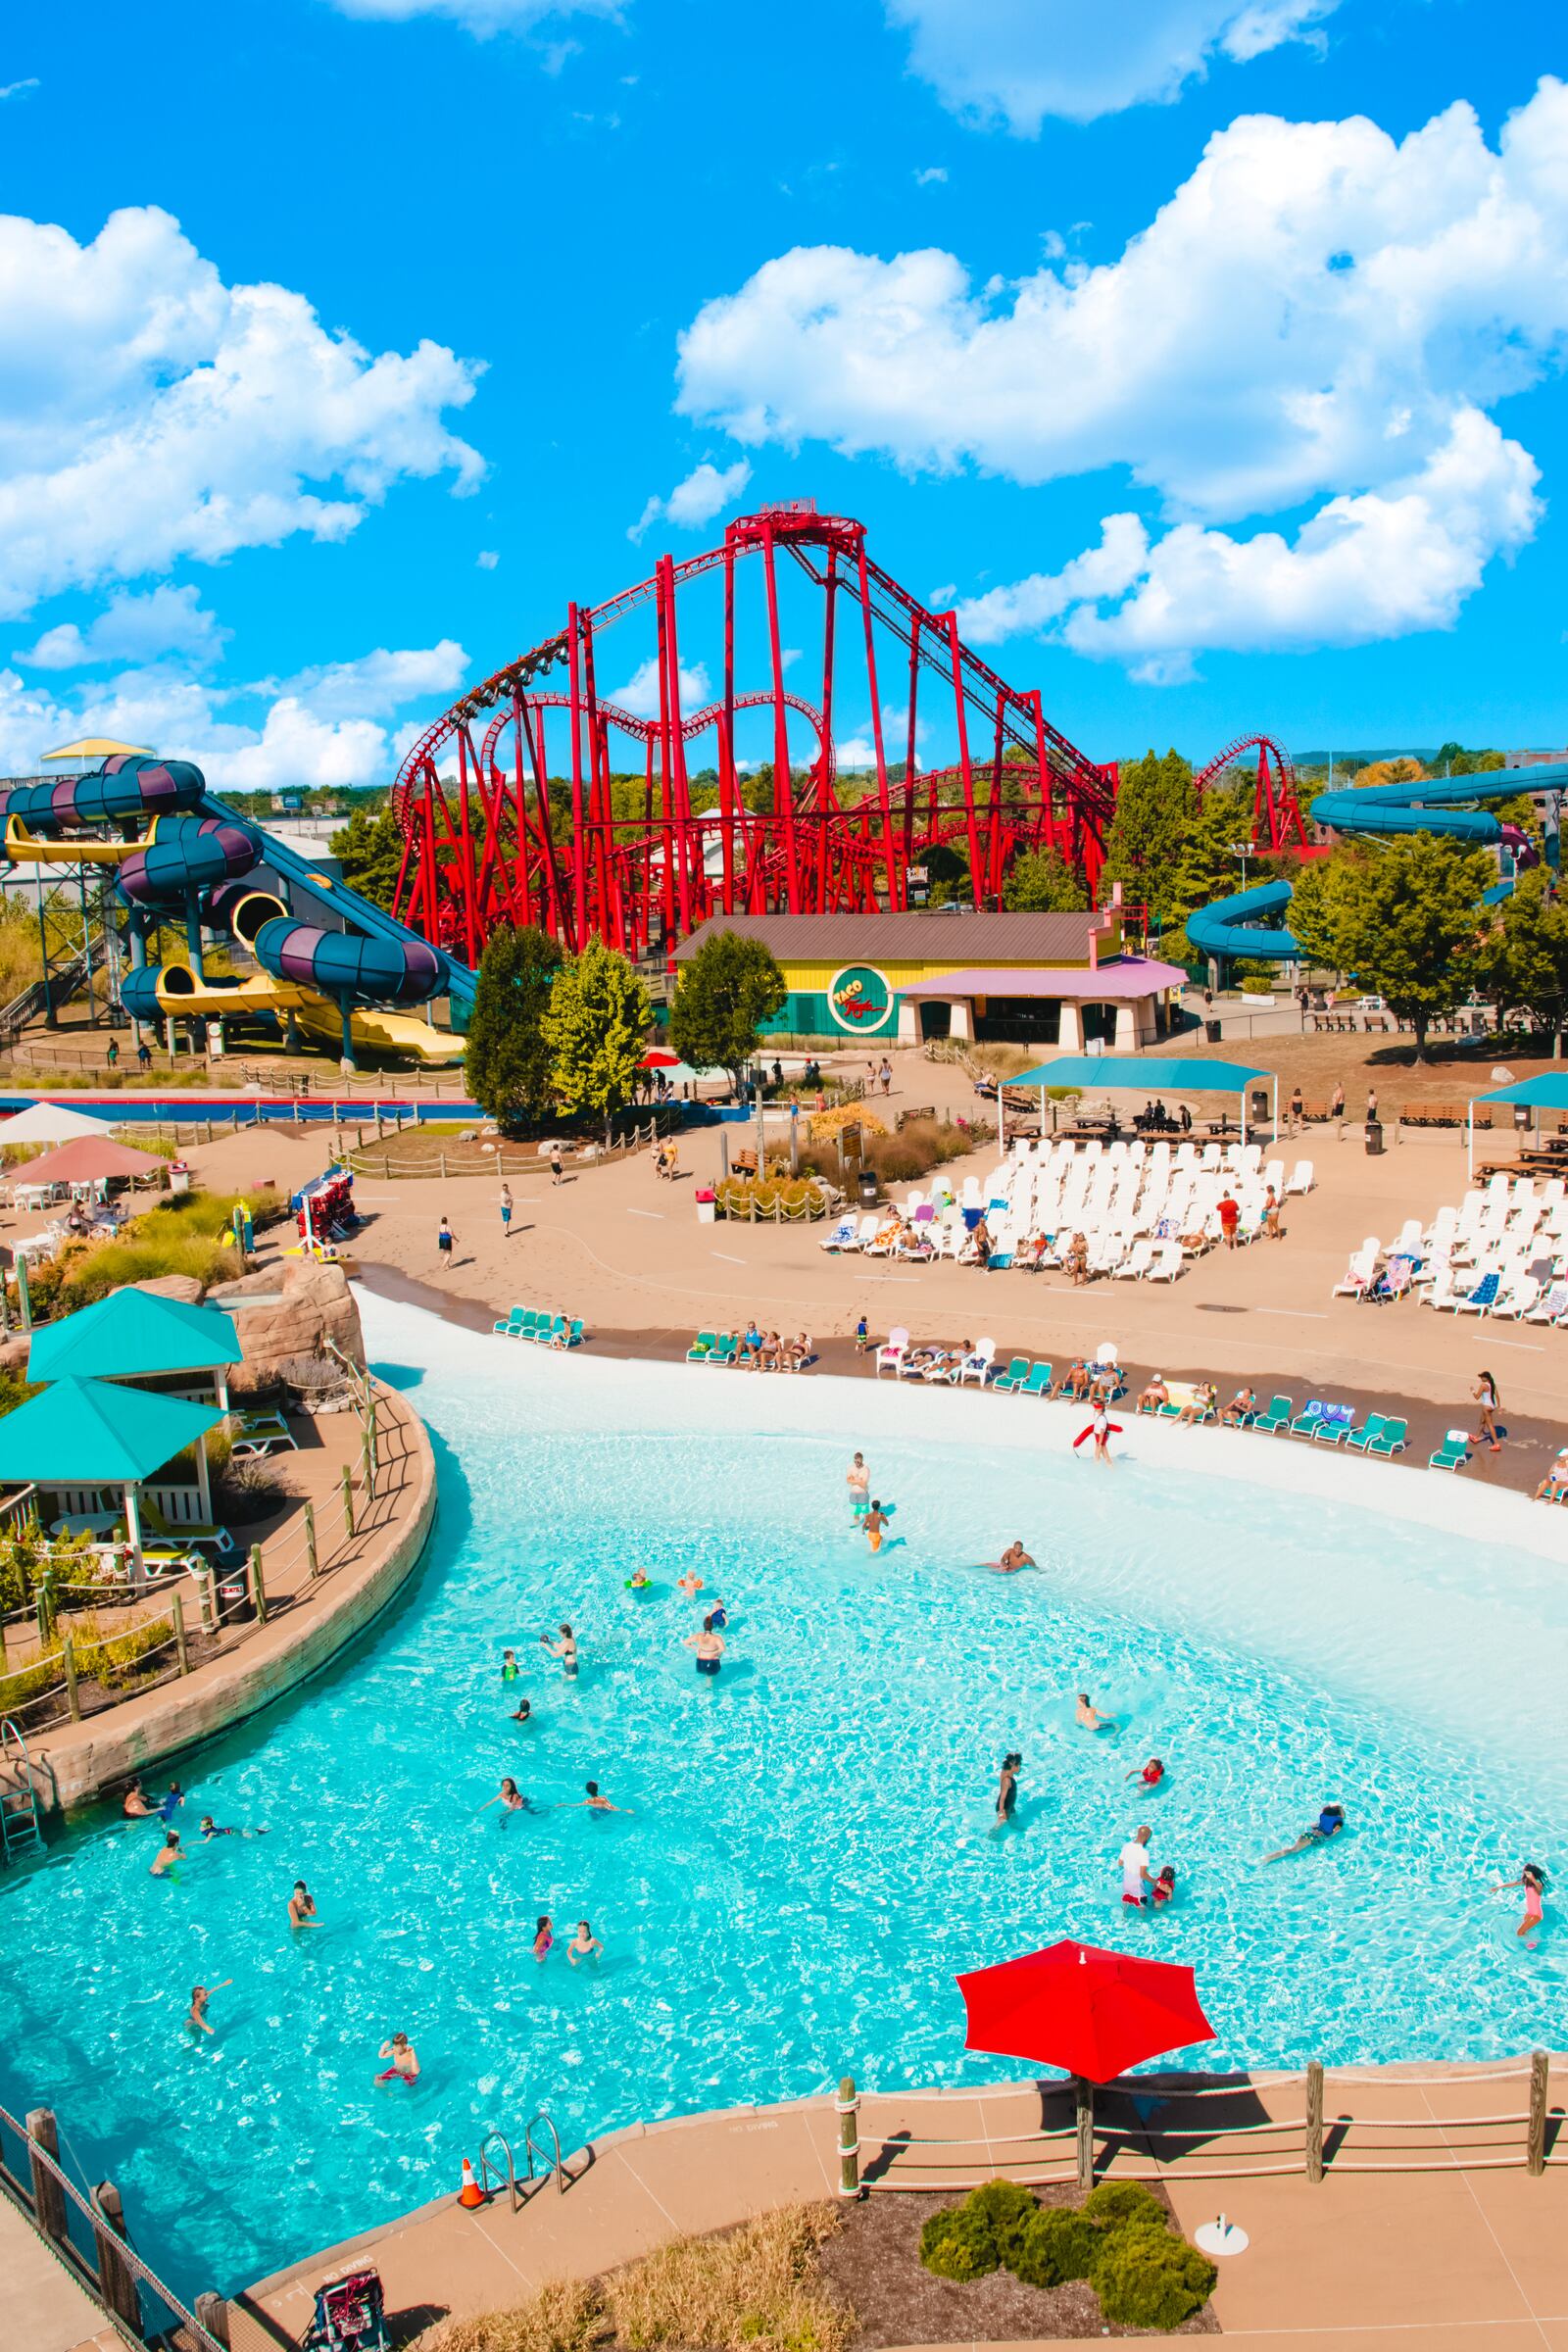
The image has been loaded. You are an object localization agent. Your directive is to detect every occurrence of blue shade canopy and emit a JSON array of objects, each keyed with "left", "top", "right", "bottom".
[
  {"left": 0, "top": 1377, "right": 221, "bottom": 1486},
  {"left": 1472, "top": 1075, "right": 1568, "bottom": 1108},
  {"left": 1013, "top": 1056, "right": 1273, "bottom": 1094},
  {"left": 27, "top": 1289, "right": 241, "bottom": 1384}
]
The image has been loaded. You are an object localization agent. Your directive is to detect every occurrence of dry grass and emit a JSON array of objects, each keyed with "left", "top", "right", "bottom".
[
  {"left": 965, "top": 1042, "right": 1037, "bottom": 1081},
  {"left": 418, "top": 2206, "right": 852, "bottom": 2352}
]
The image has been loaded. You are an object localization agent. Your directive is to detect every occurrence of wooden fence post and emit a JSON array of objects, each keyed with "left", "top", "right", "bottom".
[
  {"left": 341, "top": 1463, "right": 356, "bottom": 1538},
  {"left": 247, "top": 1542, "right": 268, "bottom": 1627},
  {"left": 1305, "top": 2059, "right": 1325, "bottom": 2181},
  {"left": 439, "top": 1149, "right": 448, "bottom": 1179},
  {"left": 172, "top": 1589, "right": 189, "bottom": 1676},
  {"left": 91, "top": 2180, "right": 142, "bottom": 2331},
  {"left": 195, "top": 2292, "right": 231, "bottom": 2348},
  {"left": 836, "top": 2076, "right": 861, "bottom": 2198},
  {"left": 25, "top": 2109, "right": 68, "bottom": 2246},
  {"left": 1075, "top": 2079, "right": 1096, "bottom": 2191},
  {"left": 1527, "top": 2048, "right": 1549, "bottom": 2176},
  {"left": 304, "top": 1500, "right": 318, "bottom": 1581},
  {"left": 194, "top": 1561, "right": 217, "bottom": 1634},
  {"left": 62, "top": 1634, "right": 79, "bottom": 1721}
]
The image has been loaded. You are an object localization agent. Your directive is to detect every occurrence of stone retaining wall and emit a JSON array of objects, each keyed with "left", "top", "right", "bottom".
[{"left": 25, "top": 1387, "right": 436, "bottom": 1816}]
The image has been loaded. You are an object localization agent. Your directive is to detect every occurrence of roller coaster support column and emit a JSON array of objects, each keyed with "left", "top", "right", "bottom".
[
  {"left": 761, "top": 523, "right": 801, "bottom": 912},
  {"left": 855, "top": 533, "right": 902, "bottom": 909},
  {"left": 567, "top": 603, "right": 589, "bottom": 951},
  {"left": 659, "top": 555, "right": 696, "bottom": 939},
  {"left": 719, "top": 536, "right": 738, "bottom": 915},
  {"left": 946, "top": 612, "right": 984, "bottom": 907}
]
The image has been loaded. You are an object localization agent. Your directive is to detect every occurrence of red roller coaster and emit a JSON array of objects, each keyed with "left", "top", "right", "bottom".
[
  {"left": 1190, "top": 734, "right": 1312, "bottom": 855},
  {"left": 390, "top": 503, "right": 1121, "bottom": 963}
]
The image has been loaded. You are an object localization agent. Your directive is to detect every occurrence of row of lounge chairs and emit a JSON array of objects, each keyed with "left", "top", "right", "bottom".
[
  {"left": 492, "top": 1305, "right": 584, "bottom": 1347},
  {"left": 685, "top": 1331, "right": 814, "bottom": 1369}
]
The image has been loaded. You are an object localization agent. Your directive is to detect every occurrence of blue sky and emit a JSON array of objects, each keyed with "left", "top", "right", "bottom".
[{"left": 0, "top": 0, "right": 1562, "bottom": 790}]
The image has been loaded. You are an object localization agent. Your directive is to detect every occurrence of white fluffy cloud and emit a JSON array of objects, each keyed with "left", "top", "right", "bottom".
[
  {"left": 679, "top": 80, "right": 1568, "bottom": 670},
  {"left": 329, "top": 0, "right": 619, "bottom": 34},
  {"left": 609, "top": 655, "right": 711, "bottom": 715},
  {"left": 269, "top": 640, "right": 469, "bottom": 721},
  {"left": 21, "top": 586, "right": 228, "bottom": 671},
  {"left": 629, "top": 459, "right": 753, "bottom": 543},
  {"left": 0, "top": 205, "right": 482, "bottom": 620},
  {"left": 885, "top": 0, "right": 1337, "bottom": 129},
  {"left": 477, "top": 548, "right": 500, "bottom": 568}
]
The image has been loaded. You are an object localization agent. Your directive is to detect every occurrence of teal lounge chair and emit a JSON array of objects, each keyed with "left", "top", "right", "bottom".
[
  {"left": 492, "top": 1305, "right": 527, "bottom": 1336},
  {"left": 687, "top": 1331, "right": 716, "bottom": 1362},
  {"left": 534, "top": 1316, "right": 565, "bottom": 1347},
  {"left": 709, "top": 1335, "right": 738, "bottom": 1366},
  {"left": 1344, "top": 1413, "right": 1387, "bottom": 1452},
  {"left": 566, "top": 1318, "right": 585, "bottom": 1347},
  {"left": 1368, "top": 1416, "right": 1407, "bottom": 1456},
  {"left": 992, "top": 1355, "right": 1032, "bottom": 1393},
  {"left": 1312, "top": 1404, "right": 1355, "bottom": 1444},
  {"left": 1429, "top": 1428, "right": 1470, "bottom": 1471},
  {"left": 1018, "top": 1361, "right": 1053, "bottom": 1397},
  {"left": 1289, "top": 1399, "right": 1329, "bottom": 1438},
  {"left": 1252, "top": 1395, "right": 1293, "bottom": 1434}
]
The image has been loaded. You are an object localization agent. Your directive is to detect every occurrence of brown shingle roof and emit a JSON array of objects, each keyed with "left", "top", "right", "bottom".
[{"left": 674, "top": 910, "right": 1100, "bottom": 963}]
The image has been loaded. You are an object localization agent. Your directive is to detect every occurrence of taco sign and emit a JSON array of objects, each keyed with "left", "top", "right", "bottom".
[{"left": 826, "top": 962, "right": 894, "bottom": 1034}]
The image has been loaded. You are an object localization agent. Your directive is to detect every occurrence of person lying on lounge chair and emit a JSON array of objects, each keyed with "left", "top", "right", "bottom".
[
  {"left": 1222, "top": 1387, "right": 1257, "bottom": 1426},
  {"left": 1137, "top": 1375, "right": 1169, "bottom": 1414}
]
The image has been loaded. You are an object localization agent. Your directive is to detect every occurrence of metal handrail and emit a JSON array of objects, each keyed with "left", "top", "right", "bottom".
[
  {"left": 523, "top": 2111, "right": 567, "bottom": 2193},
  {"left": 477, "top": 2129, "right": 520, "bottom": 2214}
]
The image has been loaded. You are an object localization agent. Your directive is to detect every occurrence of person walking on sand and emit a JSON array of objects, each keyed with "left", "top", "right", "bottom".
[
  {"left": 1330, "top": 1080, "right": 1345, "bottom": 1122},
  {"left": 499, "top": 1183, "right": 514, "bottom": 1238},
  {"left": 550, "top": 1147, "right": 564, "bottom": 1187},
  {"left": 879, "top": 1056, "right": 893, "bottom": 1098},
  {"left": 436, "top": 1214, "right": 458, "bottom": 1270},
  {"left": 1473, "top": 1371, "right": 1501, "bottom": 1454}
]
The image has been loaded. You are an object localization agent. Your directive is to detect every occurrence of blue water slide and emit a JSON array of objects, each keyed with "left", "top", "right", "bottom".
[{"left": 1184, "top": 880, "right": 1300, "bottom": 965}]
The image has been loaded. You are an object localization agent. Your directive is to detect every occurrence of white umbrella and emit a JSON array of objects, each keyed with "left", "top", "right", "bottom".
[{"left": 0, "top": 1100, "right": 115, "bottom": 1145}]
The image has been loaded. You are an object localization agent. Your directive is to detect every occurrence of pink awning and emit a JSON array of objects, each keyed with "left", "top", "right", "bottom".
[{"left": 898, "top": 958, "right": 1187, "bottom": 1001}]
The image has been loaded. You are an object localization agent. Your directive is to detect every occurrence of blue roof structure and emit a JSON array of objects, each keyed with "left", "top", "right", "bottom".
[
  {"left": 1013, "top": 1055, "right": 1273, "bottom": 1094},
  {"left": 1471, "top": 1075, "right": 1568, "bottom": 1108}
]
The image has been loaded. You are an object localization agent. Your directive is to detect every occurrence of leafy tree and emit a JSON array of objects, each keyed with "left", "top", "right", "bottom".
[
  {"left": 1002, "top": 848, "right": 1084, "bottom": 912},
  {"left": 1472, "top": 868, "right": 1568, "bottom": 1056},
  {"left": 1434, "top": 741, "right": 1505, "bottom": 776},
  {"left": 329, "top": 806, "right": 405, "bottom": 909},
  {"left": 463, "top": 923, "right": 564, "bottom": 1132},
  {"left": 1290, "top": 837, "right": 1492, "bottom": 1058},
  {"left": 667, "top": 932, "right": 786, "bottom": 1093},
  {"left": 1100, "top": 749, "right": 1198, "bottom": 925},
  {"left": 1162, "top": 783, "right": 1254, "bottom": 958},
  {"left": 542, "top": 938, "right": 652, "bottom": 1116},
  {"left": 1352, "top": 757, "right": 1427, "bottom": 791}
]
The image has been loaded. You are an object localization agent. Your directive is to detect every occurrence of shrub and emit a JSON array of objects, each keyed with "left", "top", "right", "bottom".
[
  {"left": 604, "top": 2202, "right": 850, "bottom": 2351},
  {"left": 1009, "top": 2206, "right": 1102, "bottom": 2288},
  {"left": 918, "top": 2206, "right": 999, "bottom": 2282},
  {"left": 963, "top": 2180, "right": 1038, "bottom": 2268},
  {"left": 422, "top": 2278, "right": 603, "bottom": 2352},
  {"left": 1082, "top": 2179, "right": 1168, "bottom": 2235},
  {"left": 1090, "top": 2229, "right": 1217, "bottom": 2330}
]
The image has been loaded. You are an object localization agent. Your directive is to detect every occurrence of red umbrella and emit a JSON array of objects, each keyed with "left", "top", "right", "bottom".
[
  {"left": 956, "top": 1938, "right": 1215, "bottom": 2082},
  {"left": 640, "top": 1049, "right": 681, "bottom": 1069}
]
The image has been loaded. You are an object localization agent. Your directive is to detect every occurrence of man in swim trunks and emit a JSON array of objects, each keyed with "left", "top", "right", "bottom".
[
  {"left": 375, "top": 2032, "right": 420, "bottom": 2084},
  {"left": 862, "top": 1501, "right": 889, "bottom": 1553},
  {"left": 577, "top": 1780, "right": 634, "bottom": 1813},
  {"left": 1216, "top": 1193, "right": 1241, "bottom": 1249},
  {"left": 1119, "top": 1825, "right": 1153, "bottom": 1904},
  {"left": 847, "top": 1452, "right": 870, "bottom": 1514},
  {"left": 1262, "top": 1803, "right": 1346, "bottom": 1862},
  {"left": 1076, "top": 1692, "right": 1117, "bottom": 1732},
  {"left": 996, "top": 1542, "right": 1036, "bottom": 1573}
]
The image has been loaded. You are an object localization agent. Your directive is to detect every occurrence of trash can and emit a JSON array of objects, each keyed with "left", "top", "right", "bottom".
[
  {"left": 1515, "top": 1104, "right": 1531, "bottom": 1133},
  {"left": 1365, "top": 1119, "right": 1385, "bottom": 1156},
  {"left": 217, "top": 1571, "right": 253, "bottom": 1626},
  {"left": 168, "top": 1159, "right": 191, "bottom": 1197},
  {"left": 695, "top": 1186, "right": 716, "bottom": 1225},
  {"left": 858, "top": 1170, "right": 879, "bottom": 1207},
  {"left": 1205, "top": 1019, "right": 1222, "bottom": 1044},
  {"left": 1250, "top": 1089, "right": 1269, "bottom": 1124}
]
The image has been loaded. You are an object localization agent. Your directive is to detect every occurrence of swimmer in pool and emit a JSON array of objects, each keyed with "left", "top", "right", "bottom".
[
  {"left": 1126, "top": 1757, "right": 1165, "bottom": 1788},
  {"left": 707, "top": 1600, "right": 728, "bottom": 1629},
  {"left": 159, "top": 1782, "right": 185, "bottom": 1822},
  {"left": 122, "top": 1778, "right": 156, "bottom": 1819},
  {"left": 1152, "top": 1866, "right": 1177, "bottom": 1908},
  {"left": 375, "top": 2032, "right": 420, "bottom": 2084},
  {"left": 288, "top": 1880, "right": 320, "bottom": 1928},
  {"left": 1262, "top": 1803, "right": 1346, "bottom": 1862},
  {"left": 995, "top": 1542, "right": 1036, "bottom": 1573},
  {"left": 995, "top": 1752, "right": 1022, "bottom": 1824},
  {"left": 685, "top": 1617, "right": 725, "bottom": 1676},
  {"left": 847, "top": 1452, "right": 869, "bottom": 1514},
  {"left": 150, "top": 1833, "right": 183, "bottom": 1877},
  {"left": 186, "top": 1981, "right": 230, "bottom": 2035},
  {"left": 575, "top": 1780, "right": 633, "bottom": 1814},
  {"left": 511, "top": 1696, "right": 533, "bottom": 1725},
  {"left": 1492, "top": 1862, "right": 1547, "bottom": 1943},
  {"left": 541, "top": 1624, "right": 578, "bottom": 1678},
  {"left": 568, "top": 1919, "right": 604, "bottom": 1968},
  {"left": 478, "top": 1777, "right": 532, "bottom": 1816},
  {"left": 1076, "top": 1692, "right": 1118, "bottom": 1733},
  {"left": 676, "top": 1571, "right": 705, "bottom": 1598},
  {"left": 862, "top": 1501, "right": 889, "bottom": 1553},
  {"left": 199, "top": 1814, "right": 267, "bottom": 1839},
  {"left": 502, "top": 1648, "right": 520, "bottom": 1683},
  {"left": 626, "top": 1567, "right": 652, "bottom": 1591},
  {"left": 533, "top": 1914, "right": 554, "bottom": 1962}
]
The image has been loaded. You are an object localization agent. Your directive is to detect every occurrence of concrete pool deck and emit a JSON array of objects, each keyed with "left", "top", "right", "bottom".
[{"left": 238, "top": 2065, "right": 1568, "bottom": 2350}]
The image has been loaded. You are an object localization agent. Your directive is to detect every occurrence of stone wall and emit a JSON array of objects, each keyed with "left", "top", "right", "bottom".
[{"left": 207, "top": 1259, "right": 366, "bottom": 1388}]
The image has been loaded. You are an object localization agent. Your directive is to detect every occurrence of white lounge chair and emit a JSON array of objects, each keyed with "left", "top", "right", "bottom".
[
  {"left": 958, "top": 1338, "right": 997, "bottom": 1387},
  {"left": 875, "top": 1326, "right": 909, "bottom": 1377},
  {"left": 818, "top": 1215, "right": 858, "bottom": 1252},
  {"left": 1113, "top": 1240, "right": 1154, "bottom": 1280},
  {"left": 1146, "top": 1241, "right": 1184, "bottom": 1282}
]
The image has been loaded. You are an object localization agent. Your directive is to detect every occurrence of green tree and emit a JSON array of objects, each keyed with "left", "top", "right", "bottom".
[
  {"left": 542, "top": 937, "right": 652, "bottom": 1116},
  {"left": 1100, "top": 749, "right": 1199, "bottom": 925},
  {"left": 1472, "top": 868, "right": 1568, "bottom": 1056},
  {"left": 1163, "top": 782, "right": 1254, "bottom": 958},
  {"left": 667, "top": 931, "right": 786, "bottom": 1093},
  {"left": 1292, "top": 837, "right": 1492, "bottom": 1058},
  {"left": 463, "top": 923, "right": 564, "bottom": 1132},
  {"left": 329, "top": 805, "right": 405, "bottom": 909},
  {"left": 1002, "top": 848, "right": 1084, "bottom": 912}
]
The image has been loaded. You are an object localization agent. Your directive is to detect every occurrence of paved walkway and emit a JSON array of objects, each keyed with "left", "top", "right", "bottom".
[{"left": 0, "top": 2191, "right": 120, "bottom": 2352}]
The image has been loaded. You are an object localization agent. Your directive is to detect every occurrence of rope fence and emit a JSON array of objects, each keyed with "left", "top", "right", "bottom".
[{"left": 330, "top": 1114, "right": 668, "bottom": 1182}]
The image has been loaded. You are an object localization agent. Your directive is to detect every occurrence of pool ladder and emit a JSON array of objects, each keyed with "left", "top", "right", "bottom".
[
  {"left": 476, "top": 2115, "right": 568, "bottom": 2215},
  {"left": 0, "top": 1718, "right": 42, "bottom": 1862}
]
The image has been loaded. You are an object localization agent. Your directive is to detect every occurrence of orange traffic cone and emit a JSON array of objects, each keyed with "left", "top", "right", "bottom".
[{"left": 458, "top": 2157, "right": 485, "bottom": 2209}]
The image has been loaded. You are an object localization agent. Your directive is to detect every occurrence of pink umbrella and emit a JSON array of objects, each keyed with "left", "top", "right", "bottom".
[{"left": 13, "top": 1136, "right": 159, "bottom": 1188}]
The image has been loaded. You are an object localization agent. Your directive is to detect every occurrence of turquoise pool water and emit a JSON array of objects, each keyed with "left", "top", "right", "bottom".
[{"left": 1, "top": 1298, "right": 1563, "bottom": 2301}]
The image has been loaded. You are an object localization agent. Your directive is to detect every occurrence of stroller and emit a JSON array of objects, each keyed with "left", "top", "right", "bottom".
[{"left": 301, "top": 2268, "right": 390, "bottom": 2352}]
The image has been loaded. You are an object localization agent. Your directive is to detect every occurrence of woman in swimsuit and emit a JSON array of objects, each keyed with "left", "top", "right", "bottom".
[
  {"left": 685, "top": 1617, "right": 725, "bottom": 1676},
  {"left": 1076, "top": 1692, "right": 1117, "bottom": 1733},
  {"left": 541, "top": 1624, "right": 578, "bottom": 1678},
  {"left": 1473, "top": 1371, "right": 1501, "bottom": 1454},
  {"left": 122, "top": 1778, "right": 156, "bottom": 1819},
  {"left": 568, "top": 1919, "right": 604, "bottom": 1967},
  {"left": 533, "top": 1914, "right": 555, "bottom": 1962},
  {"left": 1493, "top": 1863, "right": 1547, "bottom": 1942},
  {"left": 479, "top": 1777, "right": 529, "bottom": 1817},
  {"left": 995, "top": 1752, "right": 1022, "bottom": 1825}
]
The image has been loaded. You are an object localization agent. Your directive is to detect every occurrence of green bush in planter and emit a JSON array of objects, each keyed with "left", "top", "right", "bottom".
[
  {"left": 1008, "top": 2206, "right": 1102, "bottom": 2288},
  {"left": 1081, "top": 2179, "right": 1169, "bottom": 2235},
  {"left": 918, "top": 2206, "right": 999, "bottom": 2281},
  {"left": 963, "top": 2180, "right": 1038, "bottom": 2268},
  {"left": 1091, "top": 2229, "right": 1217, "bottom": 2330}
]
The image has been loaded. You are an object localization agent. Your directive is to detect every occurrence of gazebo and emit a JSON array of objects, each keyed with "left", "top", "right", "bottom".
[
  {"left": 27, "top": 1290, "right": 242, "bottom": 1416},
  {"left": 0, "top": 1377, "right": 222, "bottom": 1576},
  {"left": 1013, "top": 1054, "right": 1279, "bottom": 1145},
  {"left": 1466, "top": 1072, "right": 1568, "bottom": 1177}
]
